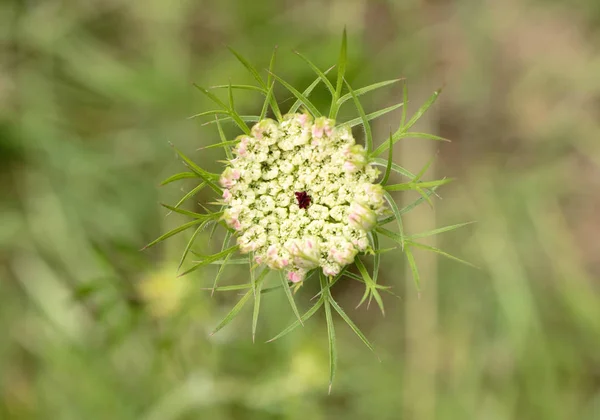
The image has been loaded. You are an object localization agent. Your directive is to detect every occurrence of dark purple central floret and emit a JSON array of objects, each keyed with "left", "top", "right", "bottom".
[{"left": 295, "top": 191, "right": 311, "bottom": 209}]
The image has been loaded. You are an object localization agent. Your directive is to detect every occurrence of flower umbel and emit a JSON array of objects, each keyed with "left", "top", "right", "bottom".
[
  {"left": 147, "top": 30, "right": 473, "bottom": 392},
  {"left": 220, "top": 114, "right": 384, "bottom": 283}
]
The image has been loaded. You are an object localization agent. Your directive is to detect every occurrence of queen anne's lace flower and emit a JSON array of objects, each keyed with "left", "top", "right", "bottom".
[{"left": 219, "top": 113, "right": 386, "bottom": 283}]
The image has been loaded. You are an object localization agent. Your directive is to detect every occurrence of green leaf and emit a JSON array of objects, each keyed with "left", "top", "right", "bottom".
[
  {"left": 160, "top": 203, "right": 216, "bottom": 219},
  {"left": 371, "top": 232, "right": 381, "bottom": 284},
  {"left": 330, "top": 27, "right": 348, "bottom": 120},
  {"left": 202, "top": 115, "right": 260, "bottom": 126},
  {"left": 252, "top": 271, "right": 265, "bottom": 342},
  {"left": 383, "top": 178, "right": 453, "bottom": 192},
  {"left": 178, "top": 222, "right": 208, "bottom": 270},
  {"left": 294, "top": 50, "right": 335, "bottom": 95},
  {"left": 382, "top": 191, "right": 405, "bottom": 250},
  {"left": 354, "top": 257, "right": 385, "bottom": 315},
  {"left": 179, "top": 245, "right": 239, "bottom": 277},
  {"left": 380, "top": 130, "right": 393, "bottom": 185},
  {"left": 337, "top": 78, "right": 402, "bottom": 107},
  {"left": 215, "top": 116, "right": 234, "bottom": 160},
  {"left": 328, "top": 293, "right": 377, "bottom": 357},
  {"left": 228, "top": 81, "right": 235, "bottom": 110},
  {"left": 371, "top": 158, "right": 415, "bottom": 179},
  {"left": 406, "top": 240, "right": 478, "bottom": 268},
  {"left": 321, "top": 272, "right": 337, "bottom": 394},
  {"left": 267, "top": 298, "right": 324, "bottom": 343},
  {"left": 193, "top": 84, "right": 229, "bottom": 110},
  {"left": 344, "top": 78, "right": 372, "bottom": 152},
  {"left": 266, "top": 47, "right": 283, "bottom": 120},
  {"left": 402, "top": 132, "right": 450, "bottom": 142},
  {"left": 170, "top": 144, "right": 222, "bottom": 194},
  {"left": 340, "top": 102, "right": 404, "bottom": 129},
  {"left": 160, "top": 172, "right": 197, "bottom": 186},
  {"left": 403, "top": 88, "right": 442, "bottom": 131},
  {"left": 289, "top": 66, "right": 334, "bottom": 113},
  {"left": 269, "top": 71, "right": 321, "bottom": 117},
  {"left": 142, "top": 219, "right": 204, "bottom": 250},
  {"left": 370, "top": 86, "right": 446, "bottom": 157},
  {"left": 210, "top": 288, "right": 253, "bottom": 336},
  {"left": 227, "top": 46, "right": 266, "bottom": 88},
  {"left": 413, "top": 154, "right": 437, "bottom": 183},
  {"left": 407, "top": 221, "right": 475, "bottom": 240},
  {"left": 171, "top": 183, "right": 206, "bottom": 211},
  {"left": 200, "top": 139, "right": 238, "bottom": 151},
  {"left": 279, "top": 272, "right": 303, "bottom": 326},
  {"left": 401, "top": 81, "right": 408, "bottom": 127},
  {"left": 260, "top": 82, "right": 274, "bottom": 121},
  {"left": 211, "top": 231, "right": 233, "bottom": 294},
  {"left": 188, "top": 109, "right": 230, "bottom": 119},
  {"left": 379, "top": 186, "right": 441, "bottom": 226},
  {"left": 208, "top": 258, "right": 250, "bottom": 265},
  {"left": 193, "top": 84, "right": 250, "bottom": 134},
  {"left": 405, "top": 246, "right": 420, "bottom": 292},
  {"left": 209, "top": 84, "right": 265, "bottom": 93}
]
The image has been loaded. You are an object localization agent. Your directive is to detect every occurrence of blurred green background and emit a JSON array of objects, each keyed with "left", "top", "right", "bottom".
[{"left": 2, "top": 0, "right": 600, "bottom": 419}]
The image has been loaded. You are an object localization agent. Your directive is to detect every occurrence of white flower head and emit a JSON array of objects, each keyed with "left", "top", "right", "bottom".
[{"left": 220, "top": 113, "right": 386, "bottom": 281}]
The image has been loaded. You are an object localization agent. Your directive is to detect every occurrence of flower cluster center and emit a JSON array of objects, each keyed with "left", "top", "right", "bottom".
[{"left": 219, "top": 113, "right": 386, "bottom": 282}]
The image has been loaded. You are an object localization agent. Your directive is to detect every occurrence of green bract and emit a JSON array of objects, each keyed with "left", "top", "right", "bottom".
[{"left": 146, "top": 29, "right": 472, "bottom": 392}]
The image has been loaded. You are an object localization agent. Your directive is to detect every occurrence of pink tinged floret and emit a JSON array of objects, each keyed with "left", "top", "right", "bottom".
[
  {"left": 297, "top": 114, "right": 309, "bottom": 127},
  {"left": 323, "top": 266, "right": 339, "bottom": 277},
  {"left": 348, "top": 202, "right": 377, "bottom": 231},
  {"left": 287, "top": 271, "right": 303, "bottom": 283},
  {"left": 222, "top": 189, "right": 232, "bottom": 203},
  {"left": 220, "top": 168, "right": 241, "bottom": 188},
  {"left": 312, "top": 125, "right": 324, "bottom": 139}
]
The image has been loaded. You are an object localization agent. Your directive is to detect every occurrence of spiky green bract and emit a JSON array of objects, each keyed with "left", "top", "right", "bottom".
[{"left": 149, "top": 29, "right": 472, "bottom": 392}]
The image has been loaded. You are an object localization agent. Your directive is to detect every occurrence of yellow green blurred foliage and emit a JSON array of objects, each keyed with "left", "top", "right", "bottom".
[{"left": 1, "top": 0, "right": 600, "bottom": 419}]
